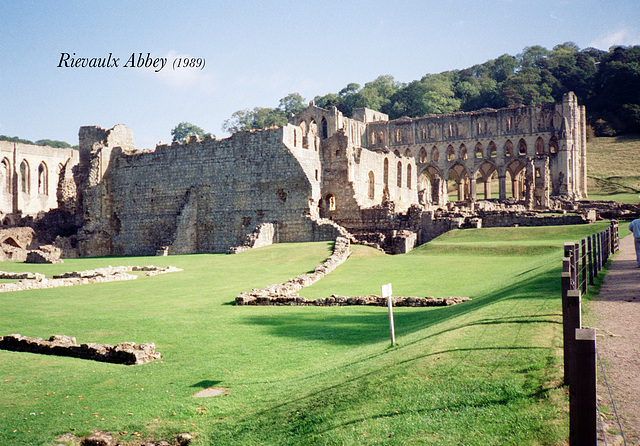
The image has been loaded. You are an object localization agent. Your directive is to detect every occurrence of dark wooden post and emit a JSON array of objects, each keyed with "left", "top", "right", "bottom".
[
  {"left": 595, "top": 233, "right": 601, "bottom": 274},
  {"left": 587, "top": 235, "right": 594, "bottom": 285},
  {"left": 612, "top": 220, "right": 619, "bottom": 252},
  {"left": 580, "top": 238, "right": 587, "bottom": 294},
  {"left": 563, "top": 288, "right": 581, "bottom": 389},
  {"left": 570, "top": 328, "right": 597, "bottom": 446}
]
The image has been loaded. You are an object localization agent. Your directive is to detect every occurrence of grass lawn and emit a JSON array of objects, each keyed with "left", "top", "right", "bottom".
[{"left": 0, "top": 222, "right": 612, "bottom": 445}]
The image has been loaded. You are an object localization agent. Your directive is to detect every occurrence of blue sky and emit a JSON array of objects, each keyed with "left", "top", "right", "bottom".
[{"left": 1, "top": 0, "right": 639, "bottom": 149}]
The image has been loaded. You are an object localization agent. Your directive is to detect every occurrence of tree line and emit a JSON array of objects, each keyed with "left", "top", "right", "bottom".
[
  {"left": 223, "top": 43, "right": 640, "bottom": 137},
  {"left": 0, "top": 135, "right": 78, "bottom": 149}
]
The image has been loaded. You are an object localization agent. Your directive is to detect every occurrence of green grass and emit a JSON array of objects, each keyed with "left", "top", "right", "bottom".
[
  {"left": 0, "top": 222, "right": 612, "bottom": 445},
  {"left": 587, "top": 134, "right": 640, "bottom": 202}
]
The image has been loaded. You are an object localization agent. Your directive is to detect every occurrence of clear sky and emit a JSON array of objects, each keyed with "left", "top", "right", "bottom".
[{"left": 1, "top": 0, "right": 639, "bottom": 149}]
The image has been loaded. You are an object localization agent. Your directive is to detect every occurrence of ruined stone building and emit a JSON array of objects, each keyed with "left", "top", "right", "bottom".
[
  {"left": 67, "top": 92, "right": 587, "bottom": 257},
  {"left": 0, "top": 141, "right": 79, "bottom": 225}
]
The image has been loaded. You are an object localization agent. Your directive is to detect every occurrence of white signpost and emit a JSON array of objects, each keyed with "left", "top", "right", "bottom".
[{"left": 381, "top": 283, "right": 395, "bottom": 346}]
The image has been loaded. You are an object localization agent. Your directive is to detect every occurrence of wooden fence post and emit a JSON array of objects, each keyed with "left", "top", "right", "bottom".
[
  {"left": 580, "top": 238, "right": 587, "bottom": 295},
  {"left": 587, "top": 235, "right": 594, "bottom": 285},
  {"left": 570, "top": 328, "right": 597, "bottom": 446},
  {"left": 563, "top": 288, "right": 581, "bottom": 389}
]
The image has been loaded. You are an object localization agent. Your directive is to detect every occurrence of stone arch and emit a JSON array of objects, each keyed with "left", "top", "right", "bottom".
[
  {"left": 321, "top": 116, "right": 328, "bottom": 139},
  {"left": 397, "top": 161, "right": 402, "bottom": 188},
  {"left": 549, "top": 136, "right": 558, "bottom": 154},
  {"left": 459, "top": 144, "right": 468, "bottom": 160},
  {"left": 19, "top": 159, "right": 30, "bottom": 194},
  {"left": 475, "top": 142, "right": 483, "bottom": 159},
  {"left": 535, "top": 137, "right": 545, "bottom": 155},
  {"left": 446, "top": 145, "right": 455, "bottom": 162},
  {"left": 488, "top": 141, "right": 497, "bottom": 158},
  {"left": 300, "top": 121, "right": 308, "bottom": 148},
  {"left": 476, "top": 161, "right": 497, "bottom": 200},
  {"left": 370, "top": 131, "right": 377, "bottom": 145},
  {"left": 419, "top": 147, "right": 428, "bottom": 163},
  {"left": 378, "top": 131, "right": 384, "bottom": 145},
  {"left": 38, "top": 161, "right": 48, "bottom": 195},
  {"left": 447, "top": 162, "right": 470, "bottom": 201},
  {"left": 405, "top": 148, "right": 412, "bottom": 157},
  {"left": 431, "top": 146, "right": 439, "bottom": 163},
  {"left": 518, "top": 138, "right": 527, "bottom": 156},
  {"left": 506, "top": 159, "right": 527, "bottom": 199},
  {"left": 394, "top": 149, "right": 401, "bottom": 157},
  {"left": 368, "top": 171, "right": 375, "bottom": 200},
  {"left": 504, "top": 140, "right": 514, "bottom": 157},
  {"left": 309, "top": 119, "right": 318, "bottom": 151},
  {"left": 407, "top": 164, "right": 412, "bottom": 189},
  {"left": 419, "top": 164, "right": 444, "bottom": 205},
  {"left": 1, "top": 158, "right": 11, "bottom": 194}
]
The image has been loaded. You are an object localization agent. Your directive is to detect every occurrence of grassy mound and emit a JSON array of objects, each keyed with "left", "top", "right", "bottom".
[
  {"left": 0, "top": 222, "right": 612, "bottom": 445},
  {"left": 587, "top": 134, "right": 640, "bottom": 203}
]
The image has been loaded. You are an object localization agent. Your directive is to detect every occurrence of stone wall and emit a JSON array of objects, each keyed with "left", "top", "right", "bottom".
[{"left": 0, "top": 141, "right": 79, "bottom": 223}]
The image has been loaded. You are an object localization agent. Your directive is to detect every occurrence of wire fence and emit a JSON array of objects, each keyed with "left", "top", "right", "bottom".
[{"left": 561, "top": 220, "right": 627, "bottom": 446}]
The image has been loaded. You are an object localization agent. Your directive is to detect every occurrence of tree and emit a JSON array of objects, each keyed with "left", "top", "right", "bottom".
[
  {"left": 171, "top": 122, "right": 212, "bottom": 143},
  {"left": 278, "top": 93, "right": 306, "bottom": 115}
]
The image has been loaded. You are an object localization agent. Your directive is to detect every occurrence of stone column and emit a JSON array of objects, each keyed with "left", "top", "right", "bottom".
[{"left": 498, "top": 173, "right": 506, "bottom": 200}]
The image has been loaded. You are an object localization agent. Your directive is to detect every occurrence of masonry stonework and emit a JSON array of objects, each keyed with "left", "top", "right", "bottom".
[{"left": 68, "top": 93, "right": 587, "bottom": 256}]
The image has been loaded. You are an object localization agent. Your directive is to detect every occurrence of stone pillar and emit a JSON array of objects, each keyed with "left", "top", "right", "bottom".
[
  {"left": 469, "top": 174, "right": 477, "bottom": 201},
  {"left": 484, "top": 179, "right": 491, "bottom": 200},
  {"left": 498, "top": 173, "right": 506, "bottom": 200}
]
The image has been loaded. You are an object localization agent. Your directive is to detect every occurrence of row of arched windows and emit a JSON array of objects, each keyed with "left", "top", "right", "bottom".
[
  {"left": 416, "top": 136, "right": 559, "bottom": 164},
  {"left": 0, "top": 158, "right": 53, "bottom": 196},
  {"left": 368, "top": 158, "right": 413, "bottom": 200}
]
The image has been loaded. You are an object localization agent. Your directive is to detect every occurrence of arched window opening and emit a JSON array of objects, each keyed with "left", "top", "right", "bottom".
[
  {"left": 459, "top": 145, "right": 468, "bottom": 160},
  {"left": 475, "top": 143, "right": 483, "bottom": 159},
  {"left": 321, "top": 117, "right": 328, "bottom": 139},
  {"left": 446, "top": 145, "right": 455, "bottom": 161},
  {"left": 489, "top": 141, "right": 497, "bottom": 158},
  {"left": 518, "top": 139, "right": 527, "bottom": 156},
  {"left": 549, "top": 136, "right": 559, "bottom": 154},
  {"left": 405, "top": 149, "right": 412, "bottom": 157},
  {"left": 371, "top": 132, "right": 377, "bottom": 145},
  {"left": 535, "top": 137, "right": 545, "bottom": 155},
  {"left": 38, "top": 162, "right": 48, "bottom": 195},
  {"left": 431, "top": 146, "right": 439, "bottom": 163},
  {"left": 407, "top": 164, "right": 412, "bottom": 189},
  {"left": 1, "top": 158, "right": 11, "bottom": 194},
  {"left": 397, "top": 161, "right": 402, "bottom": 188},
  {"left": 383, "top": 158, "right": 389, "bottom": 187},
  {"left": 505, "top": 140, "right": 514, "bottom": 157},
  {"left": 20, "top": 160, "right": 30, "bottom": 194},
  {"left": 368, "top": 171, "right": 375, "bottom": 200},
  {"left": 419, "top": 147, "right": 427, "bottom": 163}
]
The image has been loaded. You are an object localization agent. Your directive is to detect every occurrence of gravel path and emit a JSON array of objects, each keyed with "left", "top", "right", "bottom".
[{"left": 591, "top": 233, "right": 640, "bottom": 445}]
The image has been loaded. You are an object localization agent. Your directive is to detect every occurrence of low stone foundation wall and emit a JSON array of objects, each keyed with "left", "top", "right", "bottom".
[
  {"left": 236, "top": 294, "right": 471, "bottom": 307},
  {"left": 0, "top": 334, "right": 161, "bottom": 365},
  {"left": 0, "top": 265, "right": 181, "bottom": 293},
  {"left": 235, "top": 236, "right": 351, "bottom": 301}
]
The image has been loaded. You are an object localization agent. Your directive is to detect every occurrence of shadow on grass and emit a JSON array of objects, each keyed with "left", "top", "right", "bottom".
[
  {"left": 241, "top": 266, "right": 561, "bottom": 347},
  {"left": 190, "top": 379, "right": 222, "bottom": 388}
]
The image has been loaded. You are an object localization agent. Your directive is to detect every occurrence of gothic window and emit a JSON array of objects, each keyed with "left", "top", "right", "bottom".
[
  {"left": 536, "top": 137, "right": 545, "bottom": 154},
  {"left": 489, "top": 141, "right": 497, "bottom": 158},
  {"left": 431, "top": 146, "right": 439, "bottom": 162},
  {"left": 405, "top": 149, "right": 412, "bottom": 157},
  {"left": 38, "top": 162, "right": 48, "bottom": 195},
  {"left": 407, "top": 164, "right": 412, "bottom": 189},
  {"left": 397, "top": 161, "right": 402, "bottom": 188},
  {"left": 383, "top": 158, "right": 389, "bottom": 187},
  {"left": 460, "top": 145, "right": 468, "bottom": 160},
  {"left": 475, "top": 142, "right": 483, "bottom": 159},
  {"left": 447, "top": 145, "right": 455, "bottom": 161},
  {"left": 321, "top": 117, "right": 328, "bottom": 139},
  {"left": 419, "top": 147, "right": 427, "bottom": 163},
  {"left": 20, "top": 160, "right": 30, "bottom": 194},
  {"left": 378, "top": 131, "right": 384, "bottom": 145},
  {"left": 371, "top": 132, "right": 377, "bottom": 145},
  {"left": 505, "top": 140, "right": 514, "bottom": 157},
  {"left": 368, "top": 171, "right": 375, "bottom": 199},
  {"left": 549, "top": 136, "right": 558, "bottom": 154},
  {"left": 518, "top": 139, "right": 527, "bottom": 156},
  {"left": 1, "top": 158, "right": 10, "bottom": 194},
  {"left": 327, "top": 194, "right": 336, "bottom": 211}
]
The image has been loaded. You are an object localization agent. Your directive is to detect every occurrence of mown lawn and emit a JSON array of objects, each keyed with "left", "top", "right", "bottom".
[
  {"left": 587, "top": 134, "right": 640, "bottom": 203},
  {"left": 0, "top": 222, "right": 612, "bottom": 445}
]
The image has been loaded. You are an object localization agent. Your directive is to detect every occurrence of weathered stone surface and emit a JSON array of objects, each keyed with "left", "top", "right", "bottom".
[
  {"left": 0, "top": 334, "right": 161, "bottom": 365},
  {"left": 25, "top": 244, "right": 63, "bottom": 263}
]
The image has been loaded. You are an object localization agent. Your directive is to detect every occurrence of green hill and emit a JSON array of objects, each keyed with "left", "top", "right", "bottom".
[{"left": 587, "top": 134, "right": 640, "bottom": 203}]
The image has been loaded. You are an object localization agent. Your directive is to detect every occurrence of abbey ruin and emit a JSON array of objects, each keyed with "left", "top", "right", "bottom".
[{"left": 2, "top": 92, "right": 603, "bottom": 258}]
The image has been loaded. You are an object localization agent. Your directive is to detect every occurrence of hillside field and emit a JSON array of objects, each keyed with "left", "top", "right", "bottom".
[
  {"left": 587, "top": 134, "right": 640, "bottom": 203},
  {"left": 0, "top": 221, "right": 615, "bottom": 445}
]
